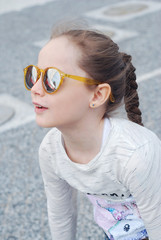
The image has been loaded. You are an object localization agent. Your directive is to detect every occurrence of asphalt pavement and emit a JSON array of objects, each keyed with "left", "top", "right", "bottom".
[{"left": 0, "top": 0, "right": 161, "bottom": 239}]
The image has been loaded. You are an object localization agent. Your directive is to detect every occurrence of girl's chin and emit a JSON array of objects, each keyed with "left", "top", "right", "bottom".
[{"left": 35, "top": 117, "right": 55, "bottom": 128}]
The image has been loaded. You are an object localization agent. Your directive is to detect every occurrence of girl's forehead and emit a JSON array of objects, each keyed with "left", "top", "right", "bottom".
[
  {"left": 40, "top": 37, "right": 80, "bottom": 59},
  {"left": 38, "top": 36, "right": 84, "bottom": 75}
]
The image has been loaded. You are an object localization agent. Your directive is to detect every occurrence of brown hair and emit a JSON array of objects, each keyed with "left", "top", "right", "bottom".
[{"left": 51, "top": 24, "right": 143, "bottom": 126}]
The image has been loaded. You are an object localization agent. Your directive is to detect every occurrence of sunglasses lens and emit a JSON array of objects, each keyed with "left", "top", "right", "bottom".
[
  {"left": 43, "top": 68, "right": 61, "bottom": 93},
  {"left": 25, "top": 66, "right": 38, "bottom": 89}
]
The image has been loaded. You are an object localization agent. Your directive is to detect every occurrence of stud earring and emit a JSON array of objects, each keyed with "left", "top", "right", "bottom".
[{"left": 92, "top": 104, "right": 95, "bottom": 106}]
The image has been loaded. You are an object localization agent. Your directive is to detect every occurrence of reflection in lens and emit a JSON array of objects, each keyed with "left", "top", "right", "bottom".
[
  {"left": 44, "top": 69, "right": 61, "bottom": 93},
  {"left": 32, "top": 66, "right": 38, "bottom": 83},
  {"left": 26, "top": 66, "right": 37, "bottom": 89}
]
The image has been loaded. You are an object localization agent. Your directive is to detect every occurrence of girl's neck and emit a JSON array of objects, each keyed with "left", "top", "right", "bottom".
[{"left": 58, "top": 118, "right": 105, "bottom": 164}]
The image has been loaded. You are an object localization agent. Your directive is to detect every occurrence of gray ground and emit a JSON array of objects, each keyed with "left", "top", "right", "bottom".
[{"left": 0, "top": 0, "right": 161, "bottom": 239}]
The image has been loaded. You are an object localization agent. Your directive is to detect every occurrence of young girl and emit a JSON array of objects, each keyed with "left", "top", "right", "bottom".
[{"left": 24, "top": 23, "right": 161, "bottom": 240}]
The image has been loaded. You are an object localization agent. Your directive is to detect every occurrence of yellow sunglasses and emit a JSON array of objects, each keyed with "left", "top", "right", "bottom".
[
  {"left": 24, "top": 65, "right": 115, "bottom": 102},
  {"left": 24, "top": 65, "right": 100, "bottom": 94}
]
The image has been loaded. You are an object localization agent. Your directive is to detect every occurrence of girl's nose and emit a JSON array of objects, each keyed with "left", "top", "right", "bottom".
[{"left": 31, "top": 76, "right": 45, "bottom": 96}]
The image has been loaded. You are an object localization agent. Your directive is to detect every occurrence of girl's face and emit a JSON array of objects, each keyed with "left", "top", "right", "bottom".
[{"left": 31, "top": 36, "right": 94, "bottom": 129}]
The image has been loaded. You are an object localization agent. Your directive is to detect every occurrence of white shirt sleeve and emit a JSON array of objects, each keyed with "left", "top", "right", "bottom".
[
  {"left": 121, "top": 134, "right": 161, "bottom": 240},
  {"left": 39, "top": 141, "right": 77, "bottom": 240}
]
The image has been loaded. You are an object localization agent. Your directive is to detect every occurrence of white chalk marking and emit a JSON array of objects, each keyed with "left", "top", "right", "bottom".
[
  {"left": 85, "top": 1, "right": 161, "bottom": 22},
  {"left": 137, "top": 68, "right": 161, "bottom": 83},
  {"left": 92, "top": 25, "right": 138, "bottom": 42},
  {"left": 0, "top": 0, "right": 55, "bottom": 15},
  {"left": 0, "top": 94, "right": 35, "bottom": 133}
]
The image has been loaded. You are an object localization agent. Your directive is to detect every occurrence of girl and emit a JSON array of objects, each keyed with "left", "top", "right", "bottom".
[{"left": 24, "top": 23, "right": 161, "bottom": 240}]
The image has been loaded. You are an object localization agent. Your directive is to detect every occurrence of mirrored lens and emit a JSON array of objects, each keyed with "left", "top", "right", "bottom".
[
  {"left": 25, "top": 66, "right": 38, "bottom": 89},
  {"left": 44, "top": 68, "right": 61, "bottom": 93}
]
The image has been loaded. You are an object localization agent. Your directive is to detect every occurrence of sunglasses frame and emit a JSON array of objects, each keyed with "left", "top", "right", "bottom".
[{"left": 24, "top": 65, "right": 101, "bottom": 94}]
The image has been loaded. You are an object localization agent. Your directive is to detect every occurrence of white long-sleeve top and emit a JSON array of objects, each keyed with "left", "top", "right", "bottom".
[{"left": 39, "top": 117, "right": 161, "bottom": 240}]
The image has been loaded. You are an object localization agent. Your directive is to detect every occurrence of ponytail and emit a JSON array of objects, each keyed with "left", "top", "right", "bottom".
[{"left": 122, "top": 53, "right": 143, "bottom": 126}]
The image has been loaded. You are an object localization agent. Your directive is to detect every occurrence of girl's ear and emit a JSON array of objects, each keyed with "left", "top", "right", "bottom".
[{"left": 89, "top": 83, "right": 111, "bottom": 108}]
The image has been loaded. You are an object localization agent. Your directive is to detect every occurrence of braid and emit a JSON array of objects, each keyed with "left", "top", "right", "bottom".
[{"left": 122, "top": 53, "right": 143, "bottom": 126}]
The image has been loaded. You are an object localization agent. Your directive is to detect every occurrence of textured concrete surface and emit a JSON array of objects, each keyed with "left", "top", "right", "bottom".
[{"left": 0, "top": 0, "right": 161, "bottom": 239}]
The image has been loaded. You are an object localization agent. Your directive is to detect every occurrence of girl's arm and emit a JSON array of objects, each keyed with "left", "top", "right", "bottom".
[
  {"left": 39, "top": 142, "right": 77, "bottom": 240},
  {"left": 122, "top": 134, "right": 161, "bottom": 240}
]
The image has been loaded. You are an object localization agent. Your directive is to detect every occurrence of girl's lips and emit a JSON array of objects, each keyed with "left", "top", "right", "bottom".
[
  {"left": 34, "top": 106, "right": 48, "bottom": 114},
  {"left": 33, "top": 102, "right": 48, "bottom": 114}
]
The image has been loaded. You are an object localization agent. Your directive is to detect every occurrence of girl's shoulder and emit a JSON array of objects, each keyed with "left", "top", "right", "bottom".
[
  {"left": 109, "top": 117, "right": 160, "bottom": 149},
  {"left": 107, "top": 118, "right": 161, "bottom": 179}
]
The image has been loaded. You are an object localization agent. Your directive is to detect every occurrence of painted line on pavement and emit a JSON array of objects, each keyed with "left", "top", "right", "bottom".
[
  {"left": 85, "top": 1, "right": 161, "bottom": 22},
  {"left": 0, "top": 94, "right": 35, "bottom": 133},
  {"left": 0, "top": 0, "right": 56, "bottom": 15},
  {"left": 137, "top": 68, "right": 161, "bottom": 83}
]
